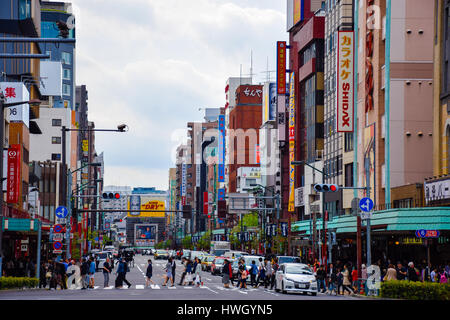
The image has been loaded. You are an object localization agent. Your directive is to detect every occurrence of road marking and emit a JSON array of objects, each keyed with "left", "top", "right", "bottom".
[
  {"left": 150, "top": 285, "right": 160, "bottom": 289},
  {"left": 205, "top": 286, "right": 219, "bottom": 294},
  {"left": 136, "top": 285, "right": 145, "bottom": 289},
  {"left": 168, "top": 286, "right": 176, "bottom": 289},
  {"left": 104, "top": 286, "right": 114, "bottom": 290}
]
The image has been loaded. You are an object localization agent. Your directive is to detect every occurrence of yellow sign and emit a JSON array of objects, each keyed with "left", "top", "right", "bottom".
[
  {"left": 127, "top": 200, "right": 165, "bottom": 218},
  {"left": 82, "top": 140, "right": 88, "bottom": 152}
]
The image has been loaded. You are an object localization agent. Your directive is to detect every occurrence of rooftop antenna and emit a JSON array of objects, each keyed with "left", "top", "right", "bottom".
[{"left": 261, "top": 56, "right": 275, "bottom": 82}]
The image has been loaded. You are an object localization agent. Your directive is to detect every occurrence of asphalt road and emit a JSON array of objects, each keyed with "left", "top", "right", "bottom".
[{"left": 0, "top": 254, "right": 364, "bottom": 300}]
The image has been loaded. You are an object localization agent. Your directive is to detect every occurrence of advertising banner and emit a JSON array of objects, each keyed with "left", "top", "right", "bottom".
[
  {"left": 134, "top": 224, "right": 157, "bottom": 246},
  {"left": 128, "top": 197, "right": 165, "bottom": 218},
  {"left": 288, "top": 73, "right": 296, "bottom": 212},
  {"left": 336, "top": 31, "right": 354, "bottom": 132},
  {"left": 276, "top": 42, "right": 287, "bottom": 94},
  {"left": 181, "top": 163, "right": 186, "bottom": 205},
  {"left": 263, "top": 82, "right": 277, "bottom": 123},
  {"left": 0, "top": 82, "right": 30, "bottom": 128},
  {"left": 218, "top": 115, "right": 225, "bottom": 182},
  {"left": 7, "top": 145, "right": 21, "bottom": 204}
]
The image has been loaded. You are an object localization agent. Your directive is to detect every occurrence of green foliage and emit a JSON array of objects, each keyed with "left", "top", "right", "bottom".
[
  {"left": 0, "top": 277, "right": 39, "bottom": 290},
  {"left": 182, "top": 235, "right": 192, "bottom": 250},
  {"left": 380, "top": 280, "right": 450, "bottom": 300}
]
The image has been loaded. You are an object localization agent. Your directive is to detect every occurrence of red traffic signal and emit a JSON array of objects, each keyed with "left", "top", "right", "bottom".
[
  {"left": 314, "top": 184, "right": 339, "bottom": 192},
  {"left": 103, "top": 192, "right": 120, "bottom": 199}
]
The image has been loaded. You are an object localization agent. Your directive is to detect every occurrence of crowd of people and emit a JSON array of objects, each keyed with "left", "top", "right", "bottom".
[{"left": 2, "top": 257, "right": 35, "bottom": 278}]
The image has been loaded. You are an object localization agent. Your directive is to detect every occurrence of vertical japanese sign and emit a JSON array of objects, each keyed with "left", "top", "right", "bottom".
[
  {"left": 181, "top": 163, "right": 186, "bottom": 206},
  {"left": 336, "top": 31, "right": 354, "bottom": 132},
  {"left": 277, "top": 41, "right": 287, "bottom": 94},
  {"left": 7, "top": 145, "right": 21, "bottom": 204},
  {"left": 218, "top": 115, "right": 225, "bottom": 182},
  {"left": 288, "top": 72, "right": 296, "bottom": 213},
  {"left": 203, "top": 192, "right": 209, "bottom": 215}
]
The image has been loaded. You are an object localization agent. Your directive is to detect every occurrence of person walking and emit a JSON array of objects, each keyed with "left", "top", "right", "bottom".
[
  {"left": 171, "top": 256, "right": 177, "bottom": 285},
  {"left": 115, "top": 258, "right": 124, "bottom": 288},
  {"left": 407, "top": 262, "right": 419, "bottom": 281},
  {"left": 342, "top": 265, "right": 355, "bottom": 295},
  {"left": 102, "top": 258, "right": 112, "bottom": 288},
  {"left": 396, "top": 262, "right": 407, "bottom": 280},
  {"left": 336, "top": 268, "right": 344, "bottom": 295},
  {"left": 249, "top": 260, "right": 258, "bottom": 287},
  {"left": 145, "top": 259, "right": 156, "bottom": 287},
  {"left": 163, "top": 257, "right": 174, "bottom": 287},
  {"left": 80, "top": 258, "right": 89, "bottom": 290},
  {"left": 238, "top": 259, "right": 248, "bottom": 289},
  {"left": 222, "top": 259, "right": 232, "bottom": 288},
  {"left": 264, "top": 258, "right": 272, "bottom": 289},
  {"left": 88, "top": 257, "right": 96, "bottom": 289},
  {"left": 327, "top": 264, "right": 338, "bottom": 295},
  {"left": 270, "top": 258, "right": 279, "bottom": 290},
  {"left": 178, "top": 257, "right": 187, "bottom": 286},
  {"left": 351, "top": 265, "right": 359, "bottom": 291},
  {"left": 39, "top": 262, "right": 47, "bottom": 289},
  {"left": 119, "top": 258, "right": 132, "bottom": 288},
  {"left": 383, "top": 264, "right": 397, "bottom": 281},
  {"left": 257, "top": 258, "right": 265, "bottom": 288},
  {"left": 316, "top": 265, "right": 327, "bottom": 293}
]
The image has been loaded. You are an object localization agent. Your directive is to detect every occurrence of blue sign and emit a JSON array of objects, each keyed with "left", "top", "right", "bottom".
[
  {"left": 359, "top": 197, "right": 374, "bottom": 212},
  {"left": 55, "top": 206, "right": 68, "bottom": 218},
  {"left": 54, "top": 224, "right": 63, "bottom": 233},
  {"left": 53, "top": 241, "right": 63, "bottom": 250},
  {"left": 281, "top": 222, "right": 288, "bottom": 237},
  {"left": 416, "top": 230, "right": 440, "bottom": 238}
]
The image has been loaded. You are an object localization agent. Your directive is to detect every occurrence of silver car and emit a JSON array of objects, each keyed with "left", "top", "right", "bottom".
[{"left": 275, "top": 263, "right": 318, "bottom": 295}]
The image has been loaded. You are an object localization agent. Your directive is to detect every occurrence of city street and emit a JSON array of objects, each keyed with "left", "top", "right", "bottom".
[{"left": 0, "top": 255, "right": 363, "bottom": 300}]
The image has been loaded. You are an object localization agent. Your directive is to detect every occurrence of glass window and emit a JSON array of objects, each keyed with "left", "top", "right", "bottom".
[
  {"left": 51, "top": 153, "right": 61, "bottom": 161},
  {"left": 62, "top": 84, "right": 71, "bottom": 96},
  {"left": 61, "top": 52, "right": 72, "bottom": 65},
  {"left": 19, "top": 0, "right": 31, "bottom": 20},
  {"left": 63, "top": 69, "right": 71, "bottom": 80},
  {"left": 52, "top": 119, "right": 62, "bottom": 127},
  {"left": 52, "top": 136, "right": 61, "bottom": 144}
]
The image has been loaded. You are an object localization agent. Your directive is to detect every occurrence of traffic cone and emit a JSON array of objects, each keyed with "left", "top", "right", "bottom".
[{"left": 201, "top": 281, "right": 204, "bottom": 286}]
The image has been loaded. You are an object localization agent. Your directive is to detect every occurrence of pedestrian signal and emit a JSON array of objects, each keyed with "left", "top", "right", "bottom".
[
  {"left": 314, "top": 184, "right": 339, "bottom": 192},
  {"left": 217, "top": 200, "right": 227, "bottom": 218}
]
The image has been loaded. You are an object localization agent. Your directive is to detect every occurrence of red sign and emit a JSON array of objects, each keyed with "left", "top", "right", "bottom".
[
  {"left": 7, "top": 145, "right": 21, "bottom": 203},
  {"left": 277, "top": 41, "right": 287, "bottom": 94},
  {"left": 203, "top": 192, "right": 208, "bottom": 215}
]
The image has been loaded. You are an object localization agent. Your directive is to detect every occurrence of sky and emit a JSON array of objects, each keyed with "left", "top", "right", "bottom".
[{"left": 68, "top": 0, "right": 288, "bottom": 191}]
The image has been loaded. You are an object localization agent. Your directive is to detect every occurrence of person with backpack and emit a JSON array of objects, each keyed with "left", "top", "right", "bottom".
[
  {"left": 80, "top": 257, "right": 89, "bottom": 290},
  {"left": 249, "top": 260, "right": 258, "bottom": 287}
]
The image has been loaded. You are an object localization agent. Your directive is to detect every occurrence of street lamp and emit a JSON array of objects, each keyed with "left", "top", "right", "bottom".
[{"left": 0, "top": 93, "right": 41, "bottom": 273}]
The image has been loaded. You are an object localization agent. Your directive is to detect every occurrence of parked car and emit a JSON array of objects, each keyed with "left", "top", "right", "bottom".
[
  {"left": 274, "top": 263, "right": 318, "bottom": 295},
  {"left": 181, "top": 250, "right": 191, "bottom": 260},
  {"left": 211, "top": 257, "right": 226, "bottom": 275},
  {"left": 201, "top": 255, "right": 215, "bottom": 271},
  {"left": 277, "top": 256, "right": 302, "bottom": 265},
  {"left": 154, "top": 249, "right": 169, "bottom": 260}
]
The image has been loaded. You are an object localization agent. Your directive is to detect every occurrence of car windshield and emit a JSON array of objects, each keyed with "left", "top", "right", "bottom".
[
  {"left": 207, "top": 257, "right": 215, "bottom": 262},
  {"left": 215, "top": 259, "right": 224, "bottom": 264},
  {"left": 285, "top": 265, "right": 313, "bottom": 275},
  {"left": 157, "top": 250, "right": 166, "bottom": 254},
  {"left": 244, "top": 256, "right": 259, "bottom": 265},
  {"left": 98, "top": 253, "right": 108, "bottom": 259},
  {"left": 213, "top": 250, "right": 227, "bottom": 256},
  {"left": 278, "top": 257, "right": 301, "bottom": 264}
]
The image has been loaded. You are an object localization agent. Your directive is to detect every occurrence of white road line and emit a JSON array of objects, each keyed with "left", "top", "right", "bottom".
[
  {"left": 103, "top": 286, "right": 114, "bottom": 290},
  {"left": 136, "top": 285, "right": 145, "bottom": 289},
  {"left": 205, "top": 286, "right": 219, "bottom": 294}
]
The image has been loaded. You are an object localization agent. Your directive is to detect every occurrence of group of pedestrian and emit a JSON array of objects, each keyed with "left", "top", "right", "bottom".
[
  {"left": 2, "top": 257, "right": 35, "bottom": 277},
  {"left": 177, "top": 256, "right": 201, "bottom": 286},
  {"left": 382, "top": 261, "right": 449, "bottom": 283}
]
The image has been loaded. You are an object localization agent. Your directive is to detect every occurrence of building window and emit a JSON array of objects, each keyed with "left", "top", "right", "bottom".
[
  {"left": 63, "top": 69, "right": 71, "bottom": 80},
  {"left": 51, "top": 153, "right": 61, "bottom": 161},
  {"left": 345, "top": 163, "right": 353, "bottom": 187},
  {"left": 52, "top": 119, "right": 62, "bottom": 126},
  {"left": 62, "top": 84, "right": 71, "bottom": 96},
  {"left": 61, "top": 52, "right": 72, "bottom": 65},
  {"left": 52, "top": 137, "right": 61, "bottom": 144},
  {"left": 344, "top": 132, "right": 354, "bottom": 151}
]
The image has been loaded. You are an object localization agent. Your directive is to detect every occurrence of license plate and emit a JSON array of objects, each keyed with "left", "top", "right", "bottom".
[{"left": 296, "top": 284, "right": 306, "bottom": 289}]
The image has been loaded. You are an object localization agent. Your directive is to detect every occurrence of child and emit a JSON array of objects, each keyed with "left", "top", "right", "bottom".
[{"left": 145, "top": 259, "right": 156, "bottom": 287}]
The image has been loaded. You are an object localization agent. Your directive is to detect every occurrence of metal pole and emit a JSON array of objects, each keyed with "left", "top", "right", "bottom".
[
  {"left": 36, "top": 220, "right": 41, "bottom": 280},
  {"left": 365, "top": 156, "right": 371, "bottom": 266}
]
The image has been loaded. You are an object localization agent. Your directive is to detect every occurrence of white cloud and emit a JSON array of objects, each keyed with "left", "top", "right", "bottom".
[{"left": 66, "top": 0, "right": 287, "bottom": 190}]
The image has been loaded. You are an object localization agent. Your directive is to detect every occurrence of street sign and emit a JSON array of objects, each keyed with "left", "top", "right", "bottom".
[
  {"left": 54, "top": 224, "right": 63, "bottom": 233},
  {"left": 359, "top": 197, "right": 374, "bottom": 213},
  {"left": 415, "top": 229, "right": 440, "bottom": 238},
  {"left": 360, "top": 212, "right": 373, "bottom": 220},
  {"left": 53, "top": 234, "right": 64, "bottom": 241},
  {"left": 56, "top": 217, "right": 67, "bottom": 225},
  {"left": 56, "top": 206, "right": 68, "bottom": 219},
  {"left": 53, "top": 241, "right": 63, "bottom": 250}
]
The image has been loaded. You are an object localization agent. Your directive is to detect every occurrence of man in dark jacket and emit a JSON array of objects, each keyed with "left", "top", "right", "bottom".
[
  {"left": 407, "top": 262, "right": 419, "bottom": 281},
  {"left": 316, "top": 265, "right": 327, "bottom": 293},
  {"left": 80, "top": 258, "right": 89, "bottom": 289}
]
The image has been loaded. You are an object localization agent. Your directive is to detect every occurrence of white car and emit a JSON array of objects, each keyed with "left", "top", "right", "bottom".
[{"left": 275, "top": 263, "right": 318, "bottom": 295}]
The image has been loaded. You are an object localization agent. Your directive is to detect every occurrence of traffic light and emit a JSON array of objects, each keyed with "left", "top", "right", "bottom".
[
  {"left": 102, "top": 192, "right": 121, "bottom": 200},
  {"left": 217, "top": 200, "right": 227, "bottom": 218},
  {"left": 314, "top": 184, "right": 339, "bottom": 192}
]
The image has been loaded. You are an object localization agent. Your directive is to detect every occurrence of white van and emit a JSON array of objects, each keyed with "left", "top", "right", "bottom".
[{"left": 223, "top": 251, "right": 247, "bottom": 260}]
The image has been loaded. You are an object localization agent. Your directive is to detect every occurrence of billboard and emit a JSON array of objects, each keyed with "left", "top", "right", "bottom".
[
  {"left": 276, "top": 42, "right": 287, "bottom": 94},
  {"left": 7, "top": 145, "right": 21, "bottom": 204},
  {"left": 127, "top": 196, "right": 165, "bottom": 218},
  {"left": 336, "top": 31, "right": 354, "bottom": 132},
  {"left": 286, "top": 0, "right": 305, "bottom": 31},
  {"left": 218, "top": 115, "right": 225, "bottom": 182},
  {"left": 263, "top": 82, "right": 277, "bottom": 124},
  {"left": 134, "top": 224, "right": 157, "bottom": 246},
  {"left": 0, "top": 82, "right": 30, "bottom": 128},
  {"left": 288, "top": 72, "right": 296, "bottom": 213}
]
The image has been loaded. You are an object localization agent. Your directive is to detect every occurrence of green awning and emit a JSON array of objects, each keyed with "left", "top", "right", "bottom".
[{"left": 291, "top": 207, "right": 450, "bottom": 235}]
